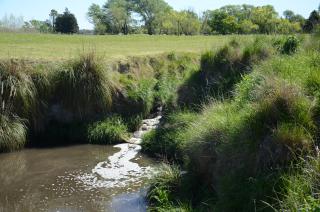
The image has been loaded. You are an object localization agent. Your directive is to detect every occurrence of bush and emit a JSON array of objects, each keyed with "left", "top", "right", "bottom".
[
  {"left": 282, "top": 36, "right": 300, "bottom": 55},
  {"left": 0, "top": 115, "right": 27, "bottom": 152},
  {"left": 242, "top": 38, "right": 271, "bottom": 65},
  {"left": 274, "top": 35, "right": 300, "bottom": 55},
  {"left": 88, "top": 116, "right": 129, "bottom": 144}
]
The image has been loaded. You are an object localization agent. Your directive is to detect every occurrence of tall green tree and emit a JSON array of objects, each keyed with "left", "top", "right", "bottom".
[
  {"left": 283, "top": 10, "right": 295, "bottom": 21},
  {"left": 304, "top": 10, "right": 320, "bottom": 32},
  {"left": 49, "top": 9, "right": 58, "bottom": 30},
  {"left": 178, "top": 10, "right": 201, "bottom": 35},
  {"left": 87, "top": 4, "right": 109, "bottom": 34},
  {"left": 238, "top": 20, "right": 258, "bottom": 34},
  {"left": 206, "top": 4, "right": 255, "bottom": 34},
  {"left": 55, "top": 8, "right": 79, "bottom": 34},
  {"left": 251, "top": 5, "right": 278, "bottom": 33},
  {"left": 130, "top": 0, "right": 172, "bottom": 35},
  {"left": 103, "top": 0, "right": 132, "bottom": 34},
  {"left": 23, "top": 19, "right": 51, "bottom": 33},
  {"left": 207, "top": 10, "right": 228, "bottom": 34}
]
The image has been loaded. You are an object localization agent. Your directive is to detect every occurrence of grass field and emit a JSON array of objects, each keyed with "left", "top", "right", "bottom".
[{"left": 0, "top": 32, "right": 239, "bottom": 61}]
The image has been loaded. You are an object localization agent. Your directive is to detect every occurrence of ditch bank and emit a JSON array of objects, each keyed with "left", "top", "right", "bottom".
[{"left": 0, "top": 52, "right": 199, "bottom": 151}]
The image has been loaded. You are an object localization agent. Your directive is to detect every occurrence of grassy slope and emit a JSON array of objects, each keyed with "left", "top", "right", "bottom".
[
  {"left": 144, "top": 35, "right": 320, "bottom": 211},
  {"left": 0, "top": 47, "right": 200, "bottom": 150},
  {"left": 0, "top": 33, "right": 239, "bottom": 61},
  {"left": 1, "top": 32, "right": 319, "bottom": 211}
]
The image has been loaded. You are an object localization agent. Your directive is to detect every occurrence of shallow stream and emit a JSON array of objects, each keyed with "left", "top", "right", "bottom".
[{"left": 0, "top": 115, "right": 162, "bottom": 212}]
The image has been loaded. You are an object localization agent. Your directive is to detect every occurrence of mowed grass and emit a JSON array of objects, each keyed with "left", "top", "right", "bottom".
[{"left": 0, "top": 32, "right": 239, "bottom": 61}]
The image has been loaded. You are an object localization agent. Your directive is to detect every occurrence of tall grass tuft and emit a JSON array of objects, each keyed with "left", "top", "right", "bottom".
[
  {"left": 0, "top": 60, "right": 37, "bottom": 119},
  {"left": 147, "top": 164, "right": 183, "bottom": 211},
  {"left": 0, "top": 60, "right": 36, "bottom": 151},
  {"left": 54, "top": 52, "right": 114, "bottom": 120},
  {"left": 274, "top": 35, "right": 300, "bottom": 55},
  {"left": 28, "top": 66, "right": 53, "bottom": 131},
  {"left": 277, "top": 156, "right": 320, "bottom": 211},
  {"left": 0, "top": 114, "right": 26, "bottom": 152}
]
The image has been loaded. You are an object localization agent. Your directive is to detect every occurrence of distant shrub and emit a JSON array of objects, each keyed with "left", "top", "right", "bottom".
[{"left": 88, "top": 116, "right": 129, "bottom": 144}]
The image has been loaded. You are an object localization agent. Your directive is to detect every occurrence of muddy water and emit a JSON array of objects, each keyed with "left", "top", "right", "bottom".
[{"left": 0, "top": 144, "right": 155, "bottom": 212}]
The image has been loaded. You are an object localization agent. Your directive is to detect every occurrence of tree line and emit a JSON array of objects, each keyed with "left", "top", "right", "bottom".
[
  {"left": 88, "top": 1, "right": 320, "bottom": 35},
  {"left": 1, "top": 1, "right": 319, "bottom": 35},
  {"left": 0, "top": 8, "right": 79, "bottom": 34}
]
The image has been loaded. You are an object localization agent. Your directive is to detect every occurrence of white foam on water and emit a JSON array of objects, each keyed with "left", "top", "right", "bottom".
[
  {"left": 75, "top": 115, "right": 162, "bottom": 189},
  {"left": 75, "top": 143, "right": 152, "bottom": 189}
]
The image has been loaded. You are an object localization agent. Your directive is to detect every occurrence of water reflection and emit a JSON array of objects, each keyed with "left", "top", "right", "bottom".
[{"left": 0, "top": 145, "right": 154, "bottom": 212}]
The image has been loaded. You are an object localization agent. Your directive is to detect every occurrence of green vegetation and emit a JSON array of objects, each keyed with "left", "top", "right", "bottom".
[
  {"left": 1, "top": 1, "right": 320, "bottom": 211},
  {"left": 144, "top": 34, "right": 320, "bottom": 211},
  {"left": 1, "top": 7, "right": 320, "bottom": 209},
  {"left": 147, "top": 164, "right": 187, "bottom": 211},
  {"left": 142, "top": 111, "right": 196, "bottom": 162},
  {"left": 4, "top": 2, "right": 318, "bottom": 35},
  {"left": 54, "top": 8, "right": 79, "bottom": 34},
  {"left": 0, "top": 115, "right": 26, "bottom": 152},
  {"left": 176, "top": 36, "right": 272, "bottom": 108},
  {"left": 88, "top": 2, "right": 318, "bottom": 35},
  {"left": 277, "top": 156, "right": 320, "bottom": 211},
  {"left": 0, "top": 33, "right": 230, "bottom": 61},
  {"left": 0, "top": 48, "right": 199, "bottom": 152},
  {"left": 54, "top": 52, "right": 114, "bottom": 120},
  {"left": 88, "top": 116, "right": 129, "bottom": 144}
]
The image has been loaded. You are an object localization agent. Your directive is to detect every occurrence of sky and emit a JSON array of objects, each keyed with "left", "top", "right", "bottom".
[{"left": 0, "top": 0, "right": 319, "bottom": 29}]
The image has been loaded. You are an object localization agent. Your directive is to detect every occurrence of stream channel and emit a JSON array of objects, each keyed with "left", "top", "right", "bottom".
[{"left": 0, "top": 115, "right": 162, "bottom": 212}]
